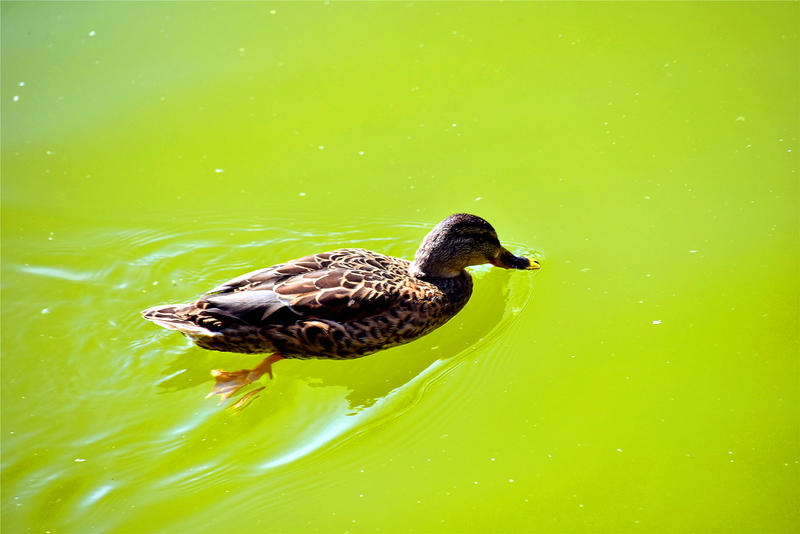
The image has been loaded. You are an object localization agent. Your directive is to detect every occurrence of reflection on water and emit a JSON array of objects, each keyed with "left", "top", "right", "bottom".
[{"left": 156, "top": 267, "right": 518, "bottom": 411}]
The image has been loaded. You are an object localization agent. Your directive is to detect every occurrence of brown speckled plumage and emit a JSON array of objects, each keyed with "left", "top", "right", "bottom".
[
  {"left": 142, "top": 213, "right": 539, "bottom": 401},
  {"left": 143, "top": 248, "right": 472, "bottom": 359}
]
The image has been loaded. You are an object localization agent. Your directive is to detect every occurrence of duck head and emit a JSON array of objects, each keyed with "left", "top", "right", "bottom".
[{"left": 410, "top": 213, "right": 540, "bottom": 278}]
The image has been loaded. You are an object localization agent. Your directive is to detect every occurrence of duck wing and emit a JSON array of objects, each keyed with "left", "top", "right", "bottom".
[{"left": 198, "top": 250, "right": 418, "bottom": 327}]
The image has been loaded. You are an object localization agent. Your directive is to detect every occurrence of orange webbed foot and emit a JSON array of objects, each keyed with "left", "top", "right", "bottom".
[{"left": 206, "top": 353, "right": 284, "bottom": 404}]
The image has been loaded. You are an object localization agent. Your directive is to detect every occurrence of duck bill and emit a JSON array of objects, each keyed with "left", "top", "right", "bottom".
[{"left": 490, "top": 248, "right": 540, "bottom": 270}]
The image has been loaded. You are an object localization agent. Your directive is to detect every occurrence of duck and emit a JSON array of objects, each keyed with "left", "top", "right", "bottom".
[{"left": 142, "top": 213, "right": 539, "bottom": 402}]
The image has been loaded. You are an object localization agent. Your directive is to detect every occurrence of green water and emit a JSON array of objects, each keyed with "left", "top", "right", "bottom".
[{"left": 2, "top": 2, "right": 798, "bottom": 532}]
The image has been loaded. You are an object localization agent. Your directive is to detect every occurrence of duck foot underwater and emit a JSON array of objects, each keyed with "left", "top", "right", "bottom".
[
  {"left": 142, "top": 213, "right": 539, "bottom": 405},
  {"left": 206, "top": 353, "right": 285, "bottom": 402}
]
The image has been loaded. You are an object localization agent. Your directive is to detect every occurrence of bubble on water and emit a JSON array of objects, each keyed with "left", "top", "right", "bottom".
[
  {"left": 652, "top": 320, "right": 662, "bottom": 325},
  {"left": 508, "top": 479, "right": 515, "bottom": 483},
  {"left": 215, "top": 168, "right": 223, "bottom": 173},
  {"left": 88, "top": 30, "right": 96, "bottom": 37},
  {"left": 41, "top": 308, "right": 50, "bottom": 314},
  {"left": 18, "top": 82, "right": 25, "bottom": 87},
  {"left": 451, "top": 123, "right": 457, "bottom": 127},
  {"left": 318, "top": 145, "right": 325, "bottom": 150},
  {"left": 735, "top": 116, "right": 745, "bottom": 121},
  {"left": 270, "top": 9, "right": 277, "bottom": 15},
  {"left": 299, "top": 192, "right": 307, "bottom": 197},
  {"left": 688, "top": 250, "right": 697, "bottom": 253},
  {"left": 358, "top": 151, "right": 365, "bottom": 156},
  {"left": 474, "top": 197, "right": 482, "bottom": 201},
  {"left": 12, "top": 95, "right": 19, "bottom": 102},
  {"left": 74, "top": 458, "right": 86, "bottom": 462}
]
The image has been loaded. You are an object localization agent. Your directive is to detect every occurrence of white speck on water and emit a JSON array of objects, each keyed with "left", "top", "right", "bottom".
[
  {"left": 41, "top": 308, "right": 50, "bottom": 314},
  {"left": 269, "top": 9, "right": 277, "bottom": 15},
  {"left": 358, "top": 151, "right": 364, "bottom": 156},
  {"left": 617, "top": 448, "right": 623, "bottom": 452},
  {"left": 473, "top": 481, "right": 478, "bottom": 485},
  {"left": 788, "top": 149, "right": 793, "bottom": 153},
  {"left": 652, "top": 320, "right": 662, "bottom": 325},
  {"left": 474, "top": 197, "right": 482, "bottom": 201},
  {"left": 508, "top": 479, "right": 515, "bottom": 483},
  {"left": 19, "top": 81, "right": 25, "bottom": 87},
  {"left": 645, "top": 273, "right": 652, "bottom": 278},
  {"left": 728, "top": 451, "right": 733, "bottom": 454},
  {"left": 299, "top": 192, "right": 307, "bottom": 197},
  {"left": 88, "top": 30, "right": 96, "bottom": 37},
  {"left": 12, "top": 95, "right": 20, "bottom": 102},
  {"left": 75, "top": 458, "right": 86, "bottom": 462},
  {"left": 579, "top": 503, "right": 584, "bottom": 508},
  {"left": 644, "top": 195, "right": 651, "bottom": 200},
  {"left": 735, "top": 116, "right": 745, "bottom": 121},
  {"left": 451, "top": 123, "right": 457, "bottom": 127},
  {"left": 318, "top": 145, "right": 325, "bottom": 150},
  {"left": 490, "top": 457, "right": 496, "bottom": 462},
  {"left": 580, "top": 267, "right": 591, "bottom": 272},
  {"left": 688, "top": 250, "right": 697, "bottom": 254},
  {"left": 359, "top": 494, "right": 364, "bottom": 498},
  {"left": 152, "top": 281, "right": 158, "bottom": 286},
  {"left": 214, "top": 168, "right": 223, "bottom": 173}
]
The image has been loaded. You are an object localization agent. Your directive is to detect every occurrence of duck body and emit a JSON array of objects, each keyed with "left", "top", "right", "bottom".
[
  {"left": 143, "top": 247, "right": 473, "bottom": 359},
  {"left": 142, "top": 213, "right": 538, "bottom": 401}
]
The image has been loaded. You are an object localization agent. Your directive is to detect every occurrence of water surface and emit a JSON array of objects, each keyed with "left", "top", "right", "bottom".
[{"left": 2, "top": 2, "right": 798, "bottom": 533}]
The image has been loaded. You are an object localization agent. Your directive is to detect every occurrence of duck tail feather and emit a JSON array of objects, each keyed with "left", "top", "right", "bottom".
[{"left": 141, "top": 304, "right": 218, "bottom": 337}]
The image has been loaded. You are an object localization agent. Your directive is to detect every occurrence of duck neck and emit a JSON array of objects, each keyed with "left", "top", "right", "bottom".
[{"left": 410, "top": 247, "right": 464, "bottom": 279}]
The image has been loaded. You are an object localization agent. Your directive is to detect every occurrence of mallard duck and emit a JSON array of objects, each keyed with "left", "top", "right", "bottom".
[{"left": 142, "top": 213, "right": 539, "bottom": 401}]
